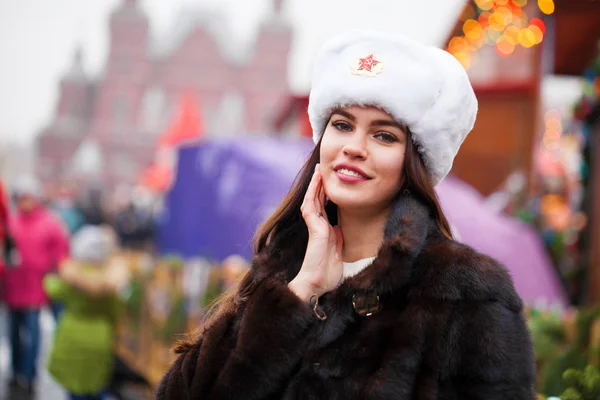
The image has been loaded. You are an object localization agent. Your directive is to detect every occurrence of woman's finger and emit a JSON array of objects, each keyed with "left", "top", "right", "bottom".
[
  {"left": 301, "top": 164, "right": 319, "bottom": 216},
  {"left": 313, "top": 165, "right": 324, "bottom": 215},
  {"left": 301, "top": 165, "right": 328, "bottom": 234}
]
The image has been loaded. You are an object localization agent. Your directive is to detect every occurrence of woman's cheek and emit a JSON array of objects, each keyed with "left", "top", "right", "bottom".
[
  {"left": 322, "top": 169, "right": 333, "bottom": 196},
  {"left": 382, "top": 151, "right": 405, "bottom": 177}
]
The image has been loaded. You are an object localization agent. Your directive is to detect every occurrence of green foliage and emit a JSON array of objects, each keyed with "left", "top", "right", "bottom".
[
  {"left": 162, "top": 254, "right": 185, "bottom": 270},
  {"left": 549, "top": 231, "right": 567, "bottom": 261},
  {"left": 531, "top": 307, "right": 600, "bottom": 396},
  {"left": 123, "top": 277, "right": 144, "bottom": 329},
  {"left": 516, "top": 208, "right": 536, "bottom": 224},
  {"left": 576, "top": 308, "right": 600, "bottom": 348},
  {"left": 529, "top": 311, "right": 566, "bottom": 361},
  {"left": 157, "top": 295, "right": 187, "bottom": 344},
  {"left": 541, "top": 347, "right": 588, "bottom": 396},
  {"left": 559, "top": 365, "right": 600, "bottom": 400},
  {"left": 201, "top": 281, "right": 223, "bottom": 309},
  {"left": 562, "top": 387, "right": 584, "bottom": 400}
]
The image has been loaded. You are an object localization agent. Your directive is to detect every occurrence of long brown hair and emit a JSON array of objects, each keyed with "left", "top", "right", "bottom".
[{"left": 174, "top": 127, "right": 453, "bottom": 353}]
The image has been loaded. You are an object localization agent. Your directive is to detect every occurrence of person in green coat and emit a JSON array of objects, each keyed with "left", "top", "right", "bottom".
[{"left": 44, "top": 225, "right": 129, "bottom": 400}]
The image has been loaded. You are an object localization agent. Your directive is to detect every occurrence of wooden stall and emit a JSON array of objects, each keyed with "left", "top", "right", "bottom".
[
  {"left": 589, "top": 117, "right": 600, "bottom": 304},
  {"left": 551, "top": 0, "right": 600, "bottom": 304},
  {"left": 114, "top": 252, "right": 248, "bottom": 389}
]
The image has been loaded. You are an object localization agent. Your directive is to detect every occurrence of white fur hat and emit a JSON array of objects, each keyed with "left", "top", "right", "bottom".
[
  {"left": 308, "top": 30, "right": 478, "bottom": 185},
  {"left": 71, "top": 225, "right": 116, "bottom": 264}
]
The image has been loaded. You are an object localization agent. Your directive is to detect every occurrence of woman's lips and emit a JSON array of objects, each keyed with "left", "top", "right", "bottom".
[{"left": 335, "top": 168, "right": 370, "bottom": 183}]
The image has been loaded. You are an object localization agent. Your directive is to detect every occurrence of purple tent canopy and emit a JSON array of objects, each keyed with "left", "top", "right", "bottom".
[
  {"left": 157, "top": 137, "right": 566, "bottom": 306},
  {"left": 436, "top": 176, "right": 566, "bottom": 307},
  {"left": 157, "top": 137, "right": 314, "bottom": 262}
]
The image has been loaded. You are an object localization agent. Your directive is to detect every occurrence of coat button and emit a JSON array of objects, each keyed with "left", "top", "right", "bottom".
[{"left": 352, "top": 293, "right": 381, "bottom": 317}]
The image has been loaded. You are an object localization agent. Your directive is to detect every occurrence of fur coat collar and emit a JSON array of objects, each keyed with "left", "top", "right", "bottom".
[{"left": 253, "top": 190, "right": 522, "bottom": 315}]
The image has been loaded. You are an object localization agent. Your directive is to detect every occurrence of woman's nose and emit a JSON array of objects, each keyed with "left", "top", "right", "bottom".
[{"left": 342, "top": 132, "right": 368, "bottom": 159}]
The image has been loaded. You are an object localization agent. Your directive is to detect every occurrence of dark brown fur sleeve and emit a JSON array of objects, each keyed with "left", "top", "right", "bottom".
[
  {"left": 156, "top": 274, "right": 316, "bottom": 399},
  {"left": 450, "top": 300, "right": 537, "bottom": 399}
]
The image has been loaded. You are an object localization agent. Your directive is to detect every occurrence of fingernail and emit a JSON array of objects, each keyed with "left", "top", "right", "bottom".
[{"left": 315, "top": 163, "right": 319, "bottom": 171}]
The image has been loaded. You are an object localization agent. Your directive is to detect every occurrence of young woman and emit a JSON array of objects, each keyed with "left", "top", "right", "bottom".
[{"left": 157, "top": 30, "right": 536, "bottom": 399}]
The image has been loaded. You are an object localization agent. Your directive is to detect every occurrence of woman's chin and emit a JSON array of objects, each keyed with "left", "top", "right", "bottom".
[{"left": 326, "top": 193, "right": 371, "bottom": 211}]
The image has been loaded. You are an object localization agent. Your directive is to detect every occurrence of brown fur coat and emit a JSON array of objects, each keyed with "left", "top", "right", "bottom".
[{"left": 156, "top": 192, "right": 536, "bottom": 399}]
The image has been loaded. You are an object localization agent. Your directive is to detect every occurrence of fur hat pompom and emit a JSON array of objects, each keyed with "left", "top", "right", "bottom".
[{"left": 308, "top": 30, "right": 478, "bottom": 185}]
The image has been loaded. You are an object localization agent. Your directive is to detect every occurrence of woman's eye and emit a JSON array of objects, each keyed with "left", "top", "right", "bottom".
[
  {"left": 374, "top": 132, "right": 397, "bottom": 143},
  {"left": 332, "top": 121, "right": 352, "bottom": 132}
]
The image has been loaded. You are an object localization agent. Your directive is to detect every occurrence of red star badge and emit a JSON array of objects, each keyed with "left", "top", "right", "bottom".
[
  {"left": 357, "top": 54, "right": 380, "bottom": 72},
  {"left": 350, "top": 53, "right": 383, "bottom": 76}
]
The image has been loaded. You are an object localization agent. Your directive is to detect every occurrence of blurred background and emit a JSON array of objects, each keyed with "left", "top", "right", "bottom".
[{"left": 1, "top": 0, "right": 599, "bottom": 398}]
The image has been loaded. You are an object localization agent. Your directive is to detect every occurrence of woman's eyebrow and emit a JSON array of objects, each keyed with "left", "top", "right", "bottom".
[
  {"left": 370, "top": 119, "right": 405, "bottom": 131},
  {"left": 331, "top": 109, "right": 406, "bottom": 132},
  {"left": 330, "top": 109, "right": 356, "bottom": 121}
]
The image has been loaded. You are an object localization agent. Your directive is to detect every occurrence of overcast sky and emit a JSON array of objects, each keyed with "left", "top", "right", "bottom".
[{"left": 0, "top": 0, "right": 463, "bottom": 144}]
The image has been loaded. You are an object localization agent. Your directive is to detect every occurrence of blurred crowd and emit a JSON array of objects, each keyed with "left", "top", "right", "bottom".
[{"left": 0, "top": 176, "right": 157, "bottom": 399}]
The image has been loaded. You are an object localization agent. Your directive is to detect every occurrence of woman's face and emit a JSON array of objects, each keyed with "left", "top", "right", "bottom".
[
  {"left": 16, "top": 195, "right": 38, "bottom": 213},
  {"left": 320, "top": 105, "right": 408, "bottom": 213}
]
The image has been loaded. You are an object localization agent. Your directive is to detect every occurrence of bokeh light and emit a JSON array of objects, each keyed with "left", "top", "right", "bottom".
[
  {"left": 496, "top": 34, "right": 516, "bottom": 56},
  {"left": 470, "top": 36, "right": 486, "bottom": 49},
  {"left": 463, "top": 19, "right": 484, "bottom": 40},
  {"left": 545, "top": 109, "right": 562, "bottom": 124},
  {"left": 512, "top": 0, "right": 528, "bottom": 7},
  {"left": 449, "top": 0, "right": 551, "bottom": 68},
  {"left": 518, "top": 27, "right": 536, "bottom": 48},
  {"left": 488, "top": 11, "right": 505, "bottom": 31},
  {"left": 475, "top": 0, "right": 495, "bottom": 11},
  {"left": 448, "top": 36, "right": 469, "bottom": 53},
  {"left": 514, "top": 10, "right": 529, "bottom": 28},
  {"left": 538, "top": 0, "right": 555, "bottom": 15},
  {"left": 504, "top": 25, "right": 520, "bottom": 49},
  {"left": 453, "top": 51, "right": 472, "bottom": 69},
  {"left": 528, "top": 25, "right": 544, "bottom": 44},
  {"left": 496, "top": 6, "right": 514, "bottom": 26},
  {"left": 529, "top": 17, "right": 546, "bottom": 34},
  {"left": 511, "top": 5, "right": 523, "bottom": 19},
  {"left": 478, "top": 11, "right": 492, "bottom": 28},
  {"left": 486, "top": 28, "right": 503, "bottom": 44}
]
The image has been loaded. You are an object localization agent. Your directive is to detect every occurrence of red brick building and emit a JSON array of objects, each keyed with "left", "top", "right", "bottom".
[{"left": 37, "top": 0, "right": 291, "bottom": 185}]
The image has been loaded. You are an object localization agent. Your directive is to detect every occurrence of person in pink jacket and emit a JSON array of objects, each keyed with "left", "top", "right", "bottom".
[
  {"left": 0, "top": 179, "right": 9, "bottom": 277},
  {"left": 1, "top": 177, "right": 69, "bottom": 394}
]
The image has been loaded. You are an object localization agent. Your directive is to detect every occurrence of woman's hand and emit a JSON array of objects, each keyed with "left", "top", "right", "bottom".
[{"left": 288, "top": 164, "right": 344, "bottom": 302}]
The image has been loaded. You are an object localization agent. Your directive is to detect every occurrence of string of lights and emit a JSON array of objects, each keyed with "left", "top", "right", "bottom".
[{"left": 447, "top": 0, "right": 555, "bottom": 68}]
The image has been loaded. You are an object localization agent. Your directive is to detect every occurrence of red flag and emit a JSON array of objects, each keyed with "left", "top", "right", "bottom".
[
  {"left": 158, "top": 90, "right": 204, "bottom": 148},
  {"left": 139, "top": 163, "right": 172, "bottom": 192},
  {"left": 145, "top": 90, "right": 205, "bottom": 192}
]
